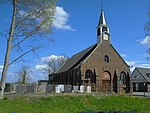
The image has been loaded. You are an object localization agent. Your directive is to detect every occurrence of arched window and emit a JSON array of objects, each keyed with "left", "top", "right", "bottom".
[
  {"left": 120, "top": 72, "right": 126, "bottom": 84},
  {"left": 85, "top": 69, "right": 93, "bottom": 79},
  {"left": 102, "top": 27, "right": 107, "bottom": 32},
  {"left": 104, "top": 55, "right": 109, "bottom": 63}
]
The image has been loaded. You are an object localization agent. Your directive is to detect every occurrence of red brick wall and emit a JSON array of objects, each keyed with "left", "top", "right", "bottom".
[{"left": 80, "top": 42, "right": 130, "bottom": 93}]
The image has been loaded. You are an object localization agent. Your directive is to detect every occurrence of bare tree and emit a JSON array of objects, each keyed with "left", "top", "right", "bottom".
[
  {"left": 41, "top": 55, "right": 68, "bottom": 75},
  {"left": 57, "top": 55, "right": 68, "bottom": 68},
  {"left": 0, "top": 0, "right": 56, "bottom": 99},
  {"left": 16, "top": 65, "right": 31, "bottom": 84}
]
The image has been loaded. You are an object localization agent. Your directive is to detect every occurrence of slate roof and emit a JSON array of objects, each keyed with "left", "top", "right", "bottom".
[
  {"left": 56, "top": 44, "right": 97, "bottom": 74},
  {"left": 136, "top": 67, "right": 150, "bottom": 82}
]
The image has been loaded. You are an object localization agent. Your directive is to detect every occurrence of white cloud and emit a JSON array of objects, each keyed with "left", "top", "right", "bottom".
[
  {"left": 52, "top": 6, "right": 75, "bottom": 31},
  {"left": 139, "top": 36, "right": 150, "bottom": 45},
  {"left": 125, "top": 60, "right": 150, "bottom": 72},
  {"left": 41, "top": 55, "right": 66, "bottom": 62},
  {"left": 0, "top": 65, "right": 3, "bottom": 73},
  {"left": 35, "top": 64, "right": 47, "bottom": 70},
  {"left": 35, "top": 64, "right": 53, "bottom": 74}
]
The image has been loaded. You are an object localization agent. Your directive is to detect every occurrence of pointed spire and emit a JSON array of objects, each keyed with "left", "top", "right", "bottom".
[{"left": 98, "top": 10, "right": 107, "bottom": 26}]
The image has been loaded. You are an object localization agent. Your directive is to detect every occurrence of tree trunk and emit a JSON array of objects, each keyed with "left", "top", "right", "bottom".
[
  {"left": 22, "top": 71, "right": 26, "bottom": 84},
  {"left": 0, "top": 0, "right": 17, "bottom": 99}
]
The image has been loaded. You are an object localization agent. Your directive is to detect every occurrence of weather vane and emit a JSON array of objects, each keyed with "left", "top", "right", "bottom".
[{"left": 101, "top": 0, "right": 104, "bottom": 10}]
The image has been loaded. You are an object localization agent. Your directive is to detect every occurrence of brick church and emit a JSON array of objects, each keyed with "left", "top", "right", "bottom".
[{"left": 49, "top": 9, "right": 131, "bottom": 93}]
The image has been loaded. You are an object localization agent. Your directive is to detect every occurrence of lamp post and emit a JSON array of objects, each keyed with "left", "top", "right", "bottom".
[{"left": 143, "top": 82, "right": 146, "bottom": 97}]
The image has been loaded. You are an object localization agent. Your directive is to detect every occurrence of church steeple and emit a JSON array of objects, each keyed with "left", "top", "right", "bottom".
[
  {"left": 97, "top": 10, "right": 110, "bottom": 44},
  {"left": 98, "top": 10, "right": 107, "bottom": 26}
]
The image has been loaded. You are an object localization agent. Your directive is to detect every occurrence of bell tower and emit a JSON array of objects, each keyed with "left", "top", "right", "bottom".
[{"left": 97, "top": 10, "right": 110, "bottom": 44}]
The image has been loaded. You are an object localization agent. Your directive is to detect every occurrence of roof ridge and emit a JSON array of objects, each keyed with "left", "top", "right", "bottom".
[{"left": 72, "top": 44, "right": 97, "bottom": 56}]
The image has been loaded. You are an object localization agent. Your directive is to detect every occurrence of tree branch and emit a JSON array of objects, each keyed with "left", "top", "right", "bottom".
[
  {"left": 9, "top": 47, "right": 41, "bottom": 66},
  {"left": 0, "top": 32, "right": 8, "bottom": 40},
  {"left": 12, "top": 30, "right": 36, "bottom": 48}
]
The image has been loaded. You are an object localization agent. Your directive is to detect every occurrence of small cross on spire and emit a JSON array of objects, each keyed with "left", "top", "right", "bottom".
[{"left": 101, "top": 0, "right": 104, "bottom": 11}]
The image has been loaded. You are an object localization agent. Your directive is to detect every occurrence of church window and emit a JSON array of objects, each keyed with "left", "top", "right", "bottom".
[
  {"left": 120, "top": 72, "right": 126, "bottom": 84},
  {"left": 102, "top": 27, "right": 107, "bottom": 32},
  {"left": 104, "top": 55, "right": 109, "bottom": 63},
  {"left": 85, "top": 69, "right": 93, "bottom": 79}
]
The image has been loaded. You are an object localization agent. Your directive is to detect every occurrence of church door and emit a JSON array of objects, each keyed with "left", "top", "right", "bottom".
[{"left": 100, "top": 71, "right": 111, "bottom": 92}]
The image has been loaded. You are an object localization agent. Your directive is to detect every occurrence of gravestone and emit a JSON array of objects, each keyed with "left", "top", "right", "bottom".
[
  {"left": 80, "top": 85, "right": 84, "bottom": 93},
  {"left": 87, "top": 86, "right": 91, "bottom": 93},
  {"left": 73, "top": 86, "right": 79, "bottom": 92},
  {"left": 15, "top": 84, "right": 27, "bottom": 94},
  {"left": 27, "top": 84, "right": 35, "bottom": 93},
  {"left": 46, "top": 84, "right": 55, "bottom": 93},
  {"left": 64, "top": 85, "right": 72, "bottom": 93},
  {"left": 58, "top": 85, "right": 65, "bottom": 92},
  {"left": 4, "top": 83, "right": 11, "bottom": 92}
]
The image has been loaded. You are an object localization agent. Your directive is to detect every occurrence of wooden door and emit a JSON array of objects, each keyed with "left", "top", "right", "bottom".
[
  {"left": 102, "top": 80, "right": 111, "bottom": 92},
  {"left": 100, "top": 71, "right": 111, "bottom": 92}
]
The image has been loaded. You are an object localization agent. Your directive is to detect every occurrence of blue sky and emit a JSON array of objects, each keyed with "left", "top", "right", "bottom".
[{"left": 0, "top": 0, "right": 150, "bottom": 82}]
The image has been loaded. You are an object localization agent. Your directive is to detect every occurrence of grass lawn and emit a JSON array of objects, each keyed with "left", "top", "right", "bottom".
[{"left": 0, "top": 94, "right": 149, "bottom": 113}]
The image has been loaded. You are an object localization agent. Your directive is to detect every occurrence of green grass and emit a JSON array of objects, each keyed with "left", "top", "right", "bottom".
[{"left": 0, "top": 94, "right": 149, "bottom": 113}]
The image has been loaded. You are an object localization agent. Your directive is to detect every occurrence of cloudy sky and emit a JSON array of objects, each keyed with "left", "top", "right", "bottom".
[{"left": 0, "top": 0, "right": 150, "bottom": 82}]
